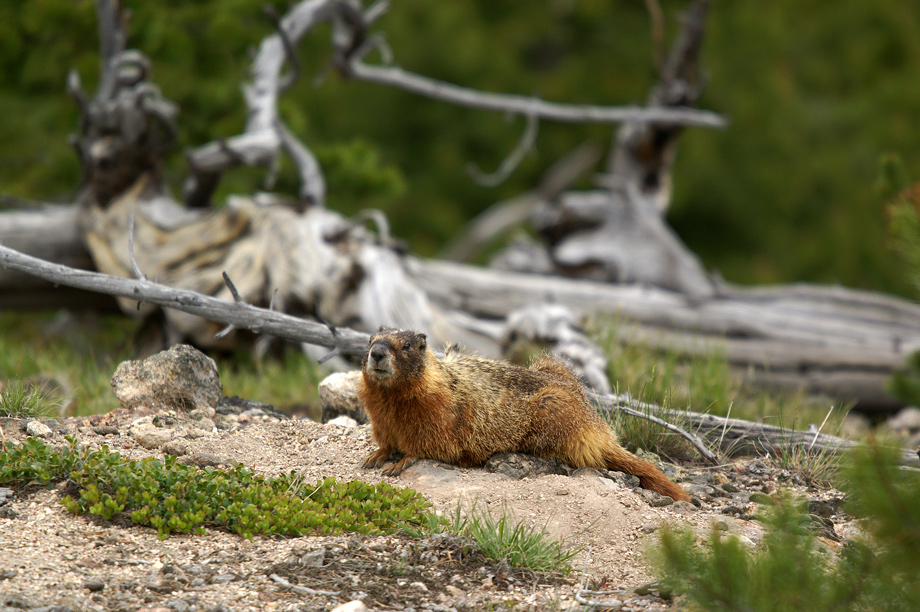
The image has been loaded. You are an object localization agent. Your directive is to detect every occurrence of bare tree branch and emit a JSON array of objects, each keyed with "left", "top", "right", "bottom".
[
  {"left": 442, "top": 143, "right": 601, "bottom": 262},
  {"left": 276, "top": 120, "right": 326, "bottom": 206},
  {"left": 466, "top": 114, "right": 539, "bottom": 188},
  {"left": 343, "top": 59, "right": 728, "bottom": 128},
  {"left": 0, "top": 243, "right": 369, "bottom": 356},
  {"left": 183, "top": 0, "right": 342, "bottom": 206}
]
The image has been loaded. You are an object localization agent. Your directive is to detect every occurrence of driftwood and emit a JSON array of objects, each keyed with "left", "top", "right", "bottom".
[
  {"left": 10, "top": 241, "right": 913, "bottom": 467},
  {"left": 0, "top": 203, "right": 114, "bottom": 310},
  {"left": 413, "top": 259, "right": 920, "bottom": 411}
]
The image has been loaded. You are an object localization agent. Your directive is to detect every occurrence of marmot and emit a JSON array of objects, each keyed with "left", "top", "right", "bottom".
[{"left": 358, "top": 328, "right": 690, "bottom": 502}]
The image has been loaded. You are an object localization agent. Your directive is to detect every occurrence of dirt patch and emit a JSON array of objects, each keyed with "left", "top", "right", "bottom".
[{"left": 0, "top": 410, "right": 851, "bottom": 611}]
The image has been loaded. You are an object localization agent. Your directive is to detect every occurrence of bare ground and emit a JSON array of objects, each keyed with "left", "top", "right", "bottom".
[{"left": 0, "top": 408, "right": 852, "bottom": 612}]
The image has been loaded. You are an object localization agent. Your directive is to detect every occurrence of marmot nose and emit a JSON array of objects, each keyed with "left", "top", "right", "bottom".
[{"left": 369, "top": 343, "right": 389, "bottom": 364}]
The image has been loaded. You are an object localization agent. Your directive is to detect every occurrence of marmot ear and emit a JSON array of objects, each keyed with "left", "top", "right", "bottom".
[{"left": 417, "top": 334, "right": 427, "bottom": 350}]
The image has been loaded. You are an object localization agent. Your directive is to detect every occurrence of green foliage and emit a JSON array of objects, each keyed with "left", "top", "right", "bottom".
[
  {"left": 649, "top": 442, "right": 920, "bottom": 611},
  {"left": 0, "top": 380, "right": 58, "bottom": 418},
  {"left": 884, "top": 173, "right": 920, "bottom": 296},
  {"left": 1, "top": 437, "right": 576, "bottom": 575},
  {"left": 839, "top": 441, "right": 920, "bottom": 609},
  {"left": 1, "top": 437, "right": 434, "bottom": 540},
  {"left": 882, "top": 163, "right": 920, "bottom": 406},
  {"left": 0, "top": 312, "right": 132, "bottom": 415},
  {"left": 888, "top": 349, "right": 920, "bottom": 408},
  {"left": 770, "top": 408, "right": 842, "bottom": 488},
  {"left": 462, "top": 505, "right": 578, "bottom": 575},
  {"left": 0, "top": 436, "right": 80, "bottom": 487},
  {"left": 3, "top": 2, "right": 919, "bottom": 295}
]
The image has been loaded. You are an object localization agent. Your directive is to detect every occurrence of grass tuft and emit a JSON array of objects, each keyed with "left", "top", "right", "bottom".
[
  {"left": 0, "top": 380, "right": 59, "bottom": 418},
  {"left": 417, "top": 501, "right": 579, "bottom": 576}
]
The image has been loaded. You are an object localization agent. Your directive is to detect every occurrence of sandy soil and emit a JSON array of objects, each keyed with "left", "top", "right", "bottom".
[{"left": 0, "top": 409, "right": 846, "bottom": 612}]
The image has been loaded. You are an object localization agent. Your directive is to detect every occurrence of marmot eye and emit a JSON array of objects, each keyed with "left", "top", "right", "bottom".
[{"left": 404, "top": 342, "right": 412, "bottom": 350}]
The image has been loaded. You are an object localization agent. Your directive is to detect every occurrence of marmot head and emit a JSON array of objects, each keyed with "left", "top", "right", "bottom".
[{"left": 362, "top": 328, "right": 429, "bottom": 388}]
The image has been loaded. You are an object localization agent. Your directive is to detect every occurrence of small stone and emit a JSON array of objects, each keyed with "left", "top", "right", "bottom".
[
  {"left": 209, "top": 573, "right": 241, "bottom": 584},
  {"left": 84, "top": 578, "right": 106, "bottom": 592},
  {"left": 409, "top": 581, "right": 428, "bottom": 592},
  {"left": 162, "top": 439, "right": 190, "bottom": 456},
  {"left": 188, "top": 407, "right": 216, "bottom": 420},
  {"left": 636, "top": 488, "right": 675, "bottom": 507},
  {"left": 181, "top": 453, "right": 223, "bottom": 468},
  {"left": 331, "top": 602, "right": 368, "bottom": 612},
  {"left": 670, "top": 500, "right": 698, "bottom": 514},
  {"left": 319, "top": 372, "right": 368, "bottom": 424},
  {"left": 135, "top": 428, "right": 174, "bottom": 450},
  {"left": 445, "top": 585, "right": 465, "bottom": 597},
  {"left": 93, "top": 425, "right": 120, "bottom": 436},
  {"left": 291, "top": 547, "right": 325, "bottom": 568},
  {"left": 26, "top": 420, "right": 53, "bottom": 438},
  {"left": 328, "top": 415, "right": 358, "bottom": 428}
]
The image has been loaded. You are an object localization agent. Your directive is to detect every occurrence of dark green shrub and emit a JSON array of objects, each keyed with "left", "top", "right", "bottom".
[
  {"left": 1, "top": 437, "right": 434, "bottom": 540},
  {"left": 649, "top": 442, "right": 920, "bottom": 611}
]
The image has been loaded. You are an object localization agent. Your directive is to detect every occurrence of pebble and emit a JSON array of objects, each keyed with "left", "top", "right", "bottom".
[
  {"left": 25, "top": 420, "right": 53, "bottom": 438},
  {"left": 331, "top": 602, "right": 368, "bottom": 612}
]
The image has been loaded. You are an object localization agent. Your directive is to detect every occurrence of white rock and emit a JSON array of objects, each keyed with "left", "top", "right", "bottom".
[
  {"left": 26, "top": 420, "right": 53, "bottom": 438},
  {"left": 330, "top": 601, "right": 368, "bottom": 612},
  {"left": 328, "top": 415, "right": 358, "bottom": 428}
]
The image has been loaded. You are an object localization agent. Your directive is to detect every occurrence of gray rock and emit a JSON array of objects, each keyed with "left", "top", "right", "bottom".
[
  {"left": 162, "top": 439, "right": 190, "bottom": 456},
  {"left": 135, "top": 427, "right": 175, "bottom": 450},
  {"left": 25, "top": 420, "right": 53, "bottom": 438},
  {"left": 635, "top": 488, "right": 676, "bottom": 507},
  {"left": 319, "top": 371, "right": 368, "bottom": 424},
  {"left": 290, "top": 546, "right": 326, "bottom": 568},
  {"left": 111, "top": 344, "right": 221, "bottom": 412},
  {"left": 484, "top": 453, "right": 571, "bottom": 479}
]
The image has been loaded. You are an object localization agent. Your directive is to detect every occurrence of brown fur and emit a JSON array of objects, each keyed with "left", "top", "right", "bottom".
[{"left": 358, "top": 329, "right": 690, "bottom": 502}]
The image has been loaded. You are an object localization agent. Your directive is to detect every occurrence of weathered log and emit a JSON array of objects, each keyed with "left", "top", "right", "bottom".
[
  {"left": 0, "top": 204, "right": 115, "bottom": 310},
  {"left": 410, "top": 259, "right": 920, "bottom": 411}
]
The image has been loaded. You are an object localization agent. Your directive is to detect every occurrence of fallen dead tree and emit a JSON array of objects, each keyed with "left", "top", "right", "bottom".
[{"left": 9, "top": 242, "right": 917, "bottom": 467}]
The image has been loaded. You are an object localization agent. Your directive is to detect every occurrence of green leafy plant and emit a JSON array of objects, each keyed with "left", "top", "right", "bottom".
[
  {"left": 649, "top": 441, "right": 920, "bottom": 612},
  {"left": 1, "top": 437, "right": 434, "bottom": 540}
]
